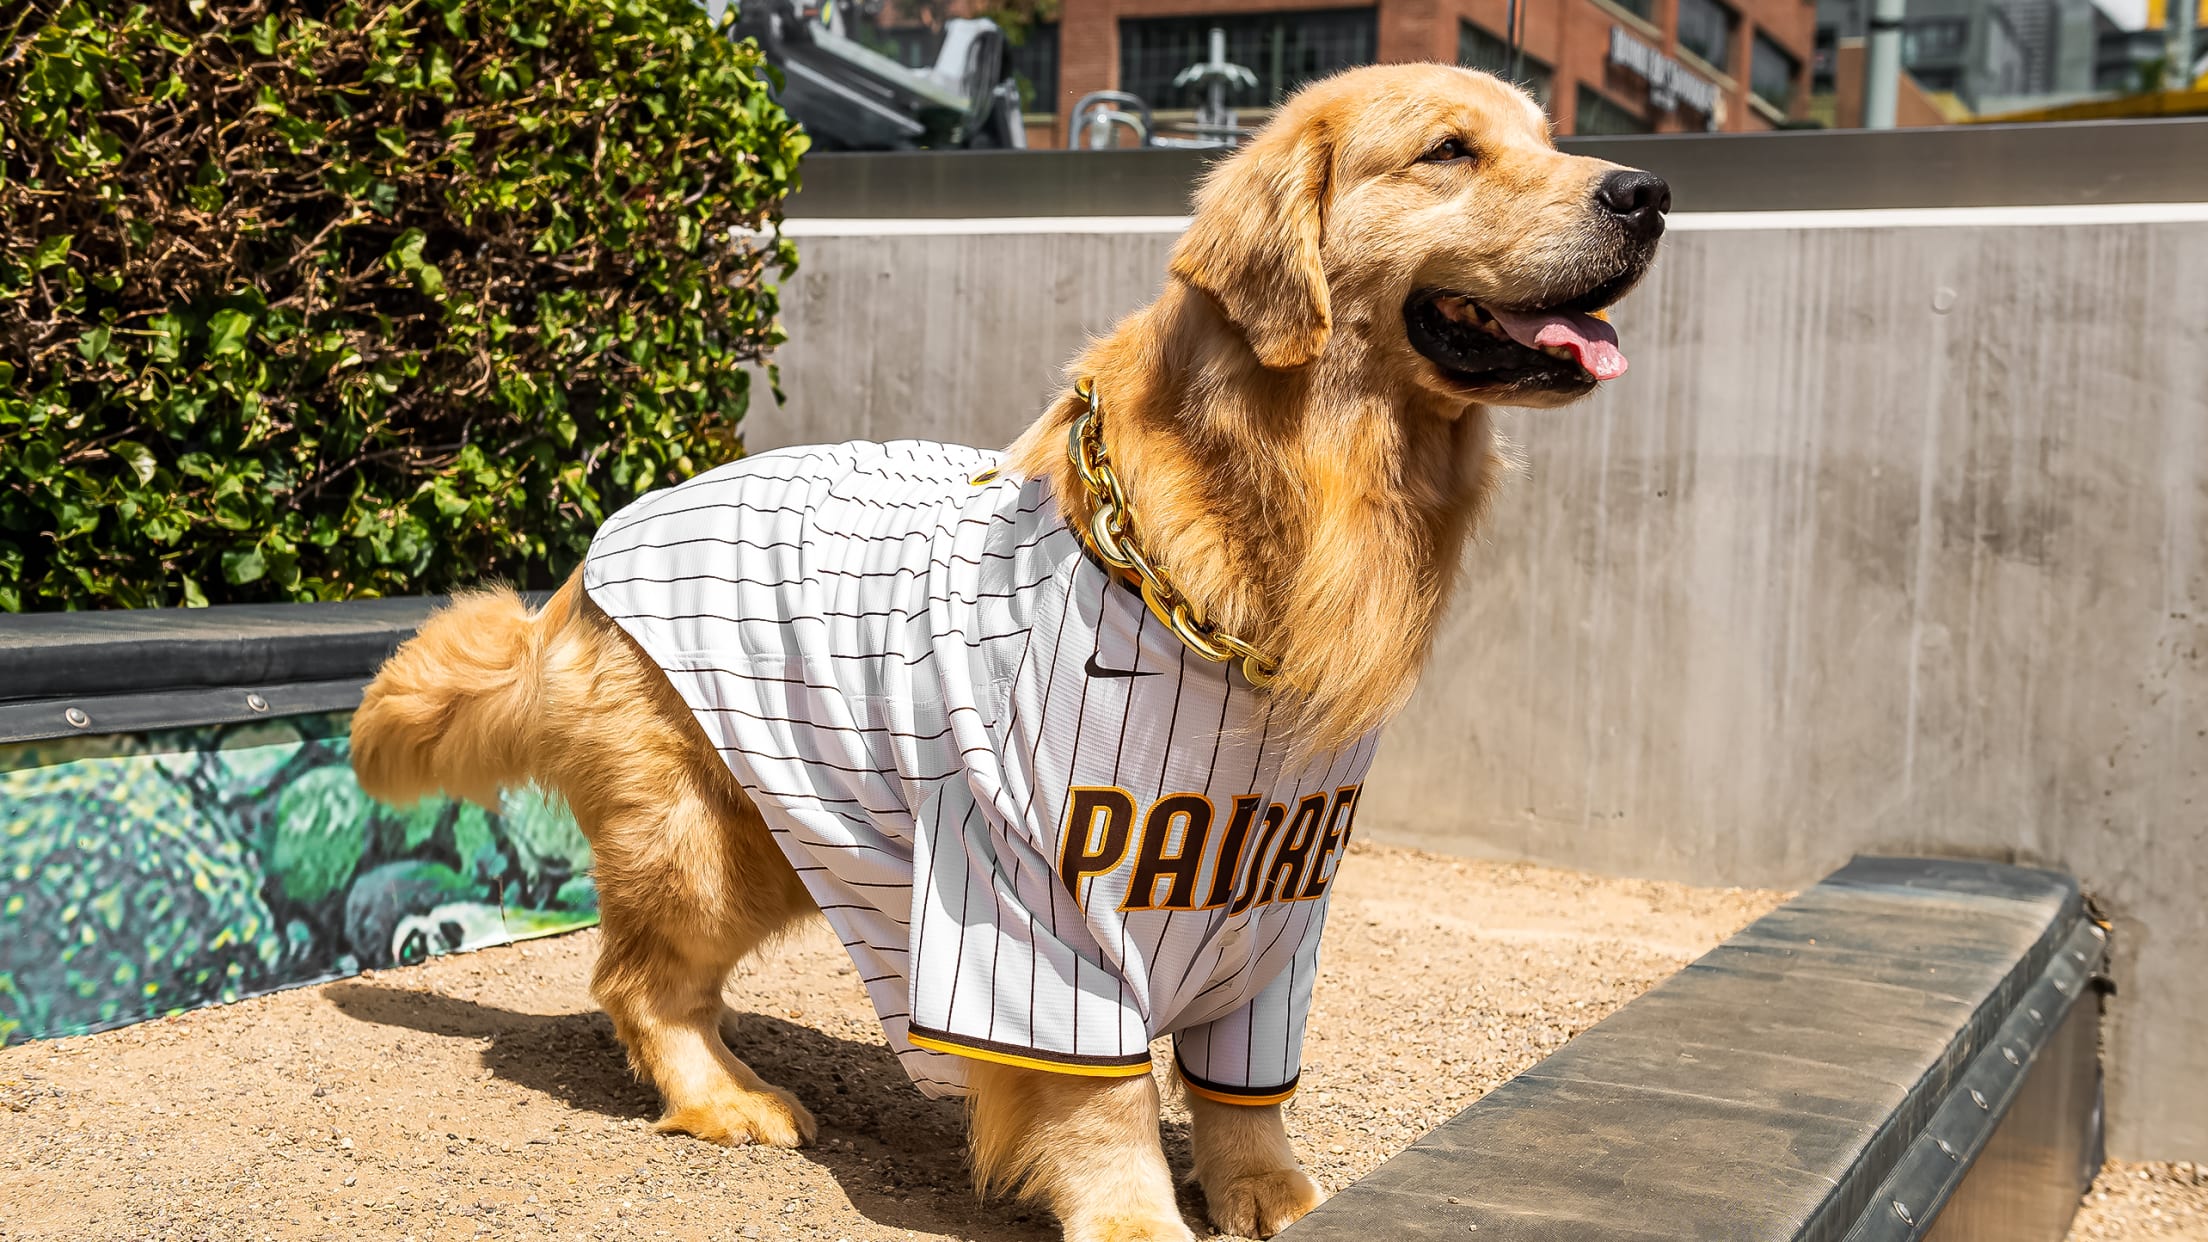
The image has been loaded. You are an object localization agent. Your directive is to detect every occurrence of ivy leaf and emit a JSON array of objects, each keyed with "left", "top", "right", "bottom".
[
  {"left": 387, "top": 228, "right": 428, "bottom": 272},
  {"left": 111, "top": 441, "right": 157, "bottom": 485},
  {"left": 206, "top": 309, "right": 253, "bottom": 357},
  {"left": 147, "top": 313, "right": 184, "bottom": 362},
  {"left": 33, "top": 235, "right": 74, "bottom": 270},
  {"left": 221, "top": 546, "right": 267, "bottom": 585},
  {"left": 76, "top": 326, "right": 112, "bottom": 362}
]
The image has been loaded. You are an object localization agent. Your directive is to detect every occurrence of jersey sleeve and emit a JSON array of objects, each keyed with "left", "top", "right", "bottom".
[{"left": 1171, "top": 928, "right": 1322, "bottom": 1105}]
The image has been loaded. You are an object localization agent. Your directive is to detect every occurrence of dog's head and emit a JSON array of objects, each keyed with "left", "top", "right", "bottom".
[{"left": 1169, "top": 63, "right": 1668, "bottom": 409}]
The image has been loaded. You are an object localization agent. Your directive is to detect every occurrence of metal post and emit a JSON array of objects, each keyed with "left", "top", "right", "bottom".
[
  {"left": 2173, "top": 0, "right": 2199, "bottom": 90},
  {"left": 1863, "top": 0, "right": 1906, "bottom": 127},
  {"left": 1505, "top": 0, "right": 1522, "bottom": 83},
  {"left": 1206, "top": 26, "right": 1228, "bottom": 125}
]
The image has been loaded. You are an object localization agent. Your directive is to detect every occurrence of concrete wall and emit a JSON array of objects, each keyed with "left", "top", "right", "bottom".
[{"left": 749, "top": 214, "right": 2208, "bottom": 1160}]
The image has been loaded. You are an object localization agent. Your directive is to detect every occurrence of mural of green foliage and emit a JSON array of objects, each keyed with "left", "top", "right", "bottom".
[{"left": 0, "top": 712, "right": 594, "bottom": 1045}]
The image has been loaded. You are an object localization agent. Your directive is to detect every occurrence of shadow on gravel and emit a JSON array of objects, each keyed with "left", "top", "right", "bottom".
[
  {"left": 328, "top": 983, "right": 1207, "bottom": 1239},
  {"left": 326, "top": 982, "right": 657, "bottom": 1120}
]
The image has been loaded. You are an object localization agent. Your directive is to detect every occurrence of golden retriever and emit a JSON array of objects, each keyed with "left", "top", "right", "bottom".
[{"left": 350, "top": 62, "right": 1666, "bottom": 1242}]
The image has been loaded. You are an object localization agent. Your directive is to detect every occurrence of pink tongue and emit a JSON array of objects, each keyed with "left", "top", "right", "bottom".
[{"left": 1486, "top": 307, "right": 1629, "bottom": 381}]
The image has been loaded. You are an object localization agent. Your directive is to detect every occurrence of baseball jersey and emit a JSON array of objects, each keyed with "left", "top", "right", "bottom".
[{"left": 581, "top": 440, "right": 1378, "bottom": 1103}]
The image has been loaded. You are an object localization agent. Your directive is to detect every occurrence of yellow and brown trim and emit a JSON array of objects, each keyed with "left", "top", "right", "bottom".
[
  {"left": 906, "top": 1023, "right": 1155, "bottom": 1078},
  {"left": 1175, "top": 1056, "right": 1300, "bottom": 1107}
]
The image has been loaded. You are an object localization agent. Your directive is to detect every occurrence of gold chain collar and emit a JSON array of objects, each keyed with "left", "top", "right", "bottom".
[{"left": 1066, "top": 377, "right": 1281, "bottom": 690}]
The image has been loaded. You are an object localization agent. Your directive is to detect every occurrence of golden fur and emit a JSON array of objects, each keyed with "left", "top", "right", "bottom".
[{"left": 351, "top": 63, "right": 1660, "bottom": 1242}]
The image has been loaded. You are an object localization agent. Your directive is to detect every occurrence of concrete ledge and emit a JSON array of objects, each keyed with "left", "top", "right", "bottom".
[
  {"left": 1278, "top": 856, "right": 2108, "bottom": 1241},
  {"left": 785, "top": 120, "right": 2208, "bottom": 218}
]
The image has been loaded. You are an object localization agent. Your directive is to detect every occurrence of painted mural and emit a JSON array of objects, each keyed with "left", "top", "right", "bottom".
[{"left": 0, "top": 711, "right": 594, "bottom": 1045}]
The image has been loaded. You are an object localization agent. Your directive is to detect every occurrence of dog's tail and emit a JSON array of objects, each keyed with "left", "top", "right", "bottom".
[{"left": 351, "top": 583, "right": 568, "bottom": 809}]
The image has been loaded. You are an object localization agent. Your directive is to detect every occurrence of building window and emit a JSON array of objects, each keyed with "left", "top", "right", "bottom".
[
  {"left": 1750, "top": 33, "right": 1798, "bottom": 111},
  {"left": 1008, "top": 22, "right": 1060, "bottom": 115},
  {"left": 1459, "top": 21, "right": 1555, "bottom": 106},
  {"left": 1911, "top": 65, "right": 1961, "bottom": 93},
  {"left": 1811, "top": 25, "right": 1837, "bottom": 91},
  {"left": 1675, "top": 0, "right": 1739, "bottom": 72},
  {"left": 1901, "top": 18, "right": 1969, "bottom": 65},
  {"left": 1607, "top": 0, "right": 1658, "bottom": 23},
  {"left": 1119, "top": 9, "right": 1378, "bottom": 110},
  {"left": 1574, "top": 85, "right": 1652, "bottom": 134}
]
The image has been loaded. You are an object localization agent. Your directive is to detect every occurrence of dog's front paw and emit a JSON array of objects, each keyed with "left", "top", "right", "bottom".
[
  {"left": 1203, "top": 1168, "right": 1324, "bottom": 1239},
  {"left": 1063, "top": 1212, "right": 1198, "bottom": 1242},
  {"left": 656, "top": 1081, "right": 817, "bottom": 1148}
]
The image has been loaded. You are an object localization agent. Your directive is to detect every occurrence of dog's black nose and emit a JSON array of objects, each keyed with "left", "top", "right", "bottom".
[{"left": 1595, "top": 170, "right": 1670, "bottom": 242}]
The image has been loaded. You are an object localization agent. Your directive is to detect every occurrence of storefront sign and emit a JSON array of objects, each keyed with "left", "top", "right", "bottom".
[{"left": 1607, "top": 26, "right": 1720, "bottom": 119}]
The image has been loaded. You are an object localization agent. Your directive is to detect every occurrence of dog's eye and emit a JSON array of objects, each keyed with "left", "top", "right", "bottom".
[{"left": 1420, "top": 137, "right": 1474, "bottom": 164}]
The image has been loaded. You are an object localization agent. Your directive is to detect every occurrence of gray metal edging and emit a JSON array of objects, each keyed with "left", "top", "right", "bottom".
[
  {"left": 1840, "top": 918, "right": 2106, "bottom": 1241},
  {"left": 0, "top": 596, "right": 446, "bottom": 704},
  {"left": 1276, "top": 855, "right": 2105, "bottom": 1241},
  {"left": 0, "top": 678, "right": 370, "bottom": 746},
  {"left": 0, "top": 595, "right": 556, "bottom": 739}
]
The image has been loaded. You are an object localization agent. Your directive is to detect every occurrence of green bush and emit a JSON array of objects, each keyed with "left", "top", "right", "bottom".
[{"left": 0, "top": 0, "right": 806, "bottom": 611}]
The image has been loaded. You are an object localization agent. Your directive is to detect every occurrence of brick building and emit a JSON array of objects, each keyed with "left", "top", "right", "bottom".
[{"left": 857, "top": 0, "right": 1818, "bottom": 144}]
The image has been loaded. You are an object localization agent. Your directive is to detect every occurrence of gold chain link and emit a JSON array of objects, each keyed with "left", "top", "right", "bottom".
[{"left": 1067, "top": 378, "right": 1281, "bottom": 690}]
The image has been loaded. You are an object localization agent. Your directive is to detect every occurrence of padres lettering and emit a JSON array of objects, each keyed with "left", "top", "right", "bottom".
[{"left": 1057, "top": 785, "right": 1363, "bottom": 913}]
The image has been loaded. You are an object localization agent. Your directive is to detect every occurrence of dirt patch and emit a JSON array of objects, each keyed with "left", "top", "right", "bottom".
[
  {"left": 2, "top": 843, "right": 1781, "bottom": 1241},
  {"left": 2069, "top": 1162, "right": 2208, "bottom": 1241}
]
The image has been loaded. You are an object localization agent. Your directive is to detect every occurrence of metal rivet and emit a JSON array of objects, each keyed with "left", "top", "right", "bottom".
[
  {"left": 245, "top": 693, "right": 270, "bottom": 713},
  {"left": 2073, "top": 951, "right": 2086, "bottom": 963},
  {"left": 2029, "top": 1007, "right": 2044, "bottom": 1022},
  {"left": 1931, "top": 287, "right": 1956, "bottom": 314},
  {"left": 2002, "top": 1047, "right": 2021, "bottom": 1066},
  {"left": 2054, "top": 980, "right": 2072, "bottom": 995},
  {"left": 1893, "top": 1200, "right": 1916, "bottom": 1225},
  {"left": 1936, "top": 1137, "right": 1960, "bottom": 1161},
  {"left": 1970, "top": 1089, "right": 1989, "bottom": 1110},
  {"left": 64, "top": 707, "right": 90, "bottom": 728},
  {"left": 2091, "top": 925, "right": 2108, "bottom": 940}
]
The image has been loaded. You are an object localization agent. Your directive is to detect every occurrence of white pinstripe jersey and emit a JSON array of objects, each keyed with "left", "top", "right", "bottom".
[{"left": 582, "top": 441, "right": 1378, "bottom": 1101}]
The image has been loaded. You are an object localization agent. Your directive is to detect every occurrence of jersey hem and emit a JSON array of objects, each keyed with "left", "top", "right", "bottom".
[
  {"left": 1175, "top": 1058, "right": 1300, "bottom": 1106},
  {"left": 906, "top": 1024, "right": 1156, "bottom": 1078}
]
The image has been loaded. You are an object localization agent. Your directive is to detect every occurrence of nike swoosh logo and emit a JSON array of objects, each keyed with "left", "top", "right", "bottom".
[{"left": 1085, "top": 653, "right": 1159, "bottom": 679}]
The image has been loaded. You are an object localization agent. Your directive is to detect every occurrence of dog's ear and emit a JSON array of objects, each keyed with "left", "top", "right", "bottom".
[{"left": 1169, "top": 121, "right": 1333, "bottom": 370}]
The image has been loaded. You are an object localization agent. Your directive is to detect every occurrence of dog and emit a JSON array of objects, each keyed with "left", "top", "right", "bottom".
[{"left": 350, "top": 63, "right": 1666, "bottom": 1242}]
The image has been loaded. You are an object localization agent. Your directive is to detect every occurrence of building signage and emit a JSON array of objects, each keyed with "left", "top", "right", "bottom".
[{"left": 1607, "top": 26, "right": 1720, "bottom": 119}]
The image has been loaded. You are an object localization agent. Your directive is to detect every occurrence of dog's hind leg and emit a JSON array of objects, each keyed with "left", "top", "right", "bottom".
[
  {"left": 542, "top": 599, "right": 819, "bottom": 1148},
  {"left": 584, "top": 784, "right": 819, "bottom": 1149},
  {"left": 966, "top": 1062, "right": 1195, "bottom": 1242}
]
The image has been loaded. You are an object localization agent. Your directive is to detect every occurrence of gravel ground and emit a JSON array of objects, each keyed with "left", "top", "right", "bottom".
[
  {"left": 2070, "top": 1162, "right": 2208, "bottom": 1240},
  {"left": 0, "top": 842, "right": 2183, "bottom": 1242},
  {"left": 0, "top": 843, "right": 1777, "bottom": 1241}
]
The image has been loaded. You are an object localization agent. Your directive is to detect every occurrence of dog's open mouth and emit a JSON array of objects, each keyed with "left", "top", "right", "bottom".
[{"left": 1404, "top": 292, "right": 1629, "bottom": 390}]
